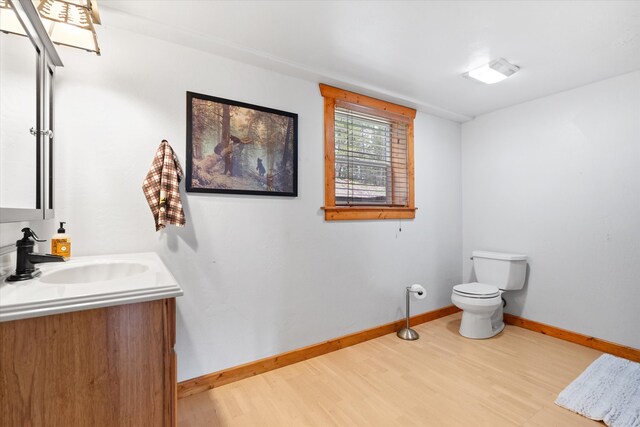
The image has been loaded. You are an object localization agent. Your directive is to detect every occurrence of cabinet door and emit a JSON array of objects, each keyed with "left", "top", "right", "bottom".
[
  {"left": 0, "top": 31, "right": 40, "bottom": 218},
  {"left": 0, "top": 0, "right": 62, "bottom": 223},
  {"left": 0, "top": 300, "right": 174, "bottom": 426}
]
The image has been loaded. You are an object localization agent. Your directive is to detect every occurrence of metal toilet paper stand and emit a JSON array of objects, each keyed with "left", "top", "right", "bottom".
[{"left": 397, "top": 285, "right": 424, "bottom": 340}]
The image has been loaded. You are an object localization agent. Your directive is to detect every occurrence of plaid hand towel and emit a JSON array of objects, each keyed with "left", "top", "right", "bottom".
[{"left": 143, "top": 140, "right": 186, "bottom": 231}]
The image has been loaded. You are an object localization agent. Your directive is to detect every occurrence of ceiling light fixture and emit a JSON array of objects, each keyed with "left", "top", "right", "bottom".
[
  {"left": 0, "top": 0, "right": 101, "bottom": 55},
  {"left": 463, "top": 58, "right": 520, "bottom": 84}
]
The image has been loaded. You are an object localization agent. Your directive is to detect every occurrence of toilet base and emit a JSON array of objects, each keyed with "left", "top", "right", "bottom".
[
  {"left": 460, "top": 304, "right": 504, "bottom": 339},
  {"left": 459, "top": 315, "right": 504, "bottom": 339},
  {"left": 452, "top": 293, "right": 505, "bottom": 339}
]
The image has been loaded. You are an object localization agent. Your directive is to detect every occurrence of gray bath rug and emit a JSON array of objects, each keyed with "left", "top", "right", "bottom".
[{"left": 555, "top": 353, "right": 640, "bottom": 427}]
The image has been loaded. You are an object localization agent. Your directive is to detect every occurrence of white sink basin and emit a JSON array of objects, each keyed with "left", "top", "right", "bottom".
[
  {"left": 0, "top": 252, "right": 183, "bottom": 322},
  {"left": 39, "top": 261, "right": 149, "bottom": 284}
]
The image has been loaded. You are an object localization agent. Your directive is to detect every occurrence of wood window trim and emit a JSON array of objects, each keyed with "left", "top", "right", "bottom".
[{"left": 320, "top": 84, "right": 417, "bottom": 221}]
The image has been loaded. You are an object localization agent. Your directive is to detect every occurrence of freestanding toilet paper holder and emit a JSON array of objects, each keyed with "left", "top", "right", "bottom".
[{"left": 397, "top": 285, "right": 425, "bottom": 341}]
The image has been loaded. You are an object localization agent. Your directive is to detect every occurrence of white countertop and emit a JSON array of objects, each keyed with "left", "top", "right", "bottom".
[{"left": 0, "top": 252, "right": 183, "bottom": 322}]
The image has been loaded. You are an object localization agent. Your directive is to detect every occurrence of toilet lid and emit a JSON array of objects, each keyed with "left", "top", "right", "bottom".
[{"left": 453, "top": 282, "right": 500, "bottom": 298}]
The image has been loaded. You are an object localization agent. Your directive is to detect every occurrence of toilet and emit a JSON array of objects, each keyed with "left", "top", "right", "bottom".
[{"left": 451, "top": 251, "right": 527, "bottom": 339}]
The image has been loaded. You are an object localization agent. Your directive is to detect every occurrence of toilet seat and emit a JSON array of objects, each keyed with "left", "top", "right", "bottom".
[{"left": 453, "top": 282, "right": 500, "bottom": 299}]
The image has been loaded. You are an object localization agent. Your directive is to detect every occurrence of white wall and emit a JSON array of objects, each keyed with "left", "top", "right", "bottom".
[
  {"left": 2, "top": 23, "right": 461, "bottom": 381},
  {"left": 462, "top": 71, "right": 640, "bottom": 348}
]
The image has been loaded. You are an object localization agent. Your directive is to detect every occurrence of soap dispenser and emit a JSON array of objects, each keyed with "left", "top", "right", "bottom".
[{"left": 51, "top": 222, "right": 71, "bottom": 259}]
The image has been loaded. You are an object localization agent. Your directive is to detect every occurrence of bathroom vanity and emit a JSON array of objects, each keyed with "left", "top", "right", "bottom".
[{"left": 0, "top": 253, "right": 183, "bottom": 426}]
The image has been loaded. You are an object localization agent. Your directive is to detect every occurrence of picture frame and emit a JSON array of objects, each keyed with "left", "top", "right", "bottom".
[{"left": 186, "top": 91, "right": 298, "bottom": 197}]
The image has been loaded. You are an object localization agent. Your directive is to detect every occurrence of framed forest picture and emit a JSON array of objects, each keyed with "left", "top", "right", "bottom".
[{"left": 186, "top": 91, "right": 298, "bottom": 197}]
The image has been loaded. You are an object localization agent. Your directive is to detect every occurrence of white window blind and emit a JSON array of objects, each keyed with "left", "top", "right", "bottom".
[{"left": 334, "top": 105, "right": 409, "bottom": 206}]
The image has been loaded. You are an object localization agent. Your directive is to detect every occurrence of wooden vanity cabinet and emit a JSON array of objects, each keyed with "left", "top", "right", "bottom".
[{"left": 0, "top": 298, "right": 177, "bottom": 426}]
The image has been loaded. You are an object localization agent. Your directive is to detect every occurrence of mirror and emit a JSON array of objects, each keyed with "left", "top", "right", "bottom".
[
  {"left": 0, "top": 0, "right": 62, "bottom": 223},
  {"left": 0, "top": 25, "right": 39, "bottom": 211}
]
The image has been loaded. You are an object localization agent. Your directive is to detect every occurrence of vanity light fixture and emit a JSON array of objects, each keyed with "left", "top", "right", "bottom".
[
  {"left": 0, "top": 0, "right": 101, "bottom": 55},
  {"left": 0, "top": 0, "right": 28, "bottom": 35},
  {"left": 463, "top": 58, "right": 520, "bottom": 84}
]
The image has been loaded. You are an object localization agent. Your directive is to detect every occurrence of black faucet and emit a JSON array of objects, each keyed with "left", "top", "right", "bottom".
[{"left": 6, "top": 228, "right": 65, "bottom": 282}]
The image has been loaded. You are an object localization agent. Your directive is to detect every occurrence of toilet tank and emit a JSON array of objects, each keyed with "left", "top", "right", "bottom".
[{"left": 472, "top": 251, "right": 527, "bottom": 290}]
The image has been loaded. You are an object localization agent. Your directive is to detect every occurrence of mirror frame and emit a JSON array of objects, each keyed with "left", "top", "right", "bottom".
[
  {"left": 0, "top": 0, "right": 63, "bottom": 223},
  {"left": 44, "top": 61, "right": 56, "bottom": 220}
]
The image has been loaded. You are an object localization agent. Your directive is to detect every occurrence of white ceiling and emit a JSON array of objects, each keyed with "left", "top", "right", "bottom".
[{"left": 100, "top": 1, "right": 640, "bottom": 122}]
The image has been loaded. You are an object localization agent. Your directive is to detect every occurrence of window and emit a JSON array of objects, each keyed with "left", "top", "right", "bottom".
[{"left": 320, "top": 84, "right": 416, "bottom": 220}]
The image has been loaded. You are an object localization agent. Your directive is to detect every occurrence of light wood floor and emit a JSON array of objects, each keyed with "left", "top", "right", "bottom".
[{"left": 178, "top": 313, "right": 603, "bottom": 426}]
